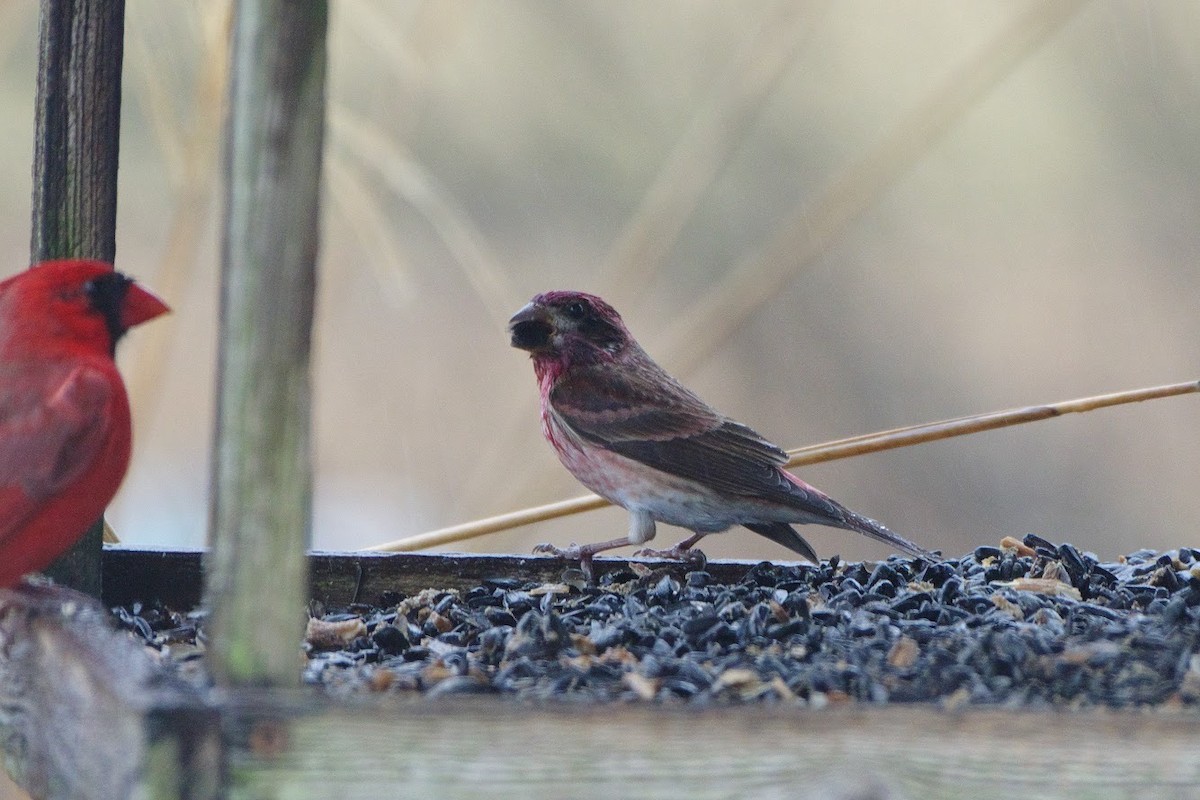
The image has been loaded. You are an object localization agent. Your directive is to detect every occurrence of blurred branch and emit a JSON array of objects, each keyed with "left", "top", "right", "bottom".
[
  {"left": 329, "top": 106, "right": 521, "bottom": 328},
  {"left": 658, "top": 0, "right": 1088, "bottom": 376},
  {"left": 125, "top": 12, "right": 188, "bottom": 183},
  {"left": 598, "top": 0, "right": 826, "bottom": 294},
  {"left": 122, "top": 2, "right": 230, "bottom": 437},
  {"left": 336, "top": 1, "right": 427, "bottom": 92},
  {"left": 366, "top": 378, "right": 1199, "bottom": 552},
  {"left": 326, "top": 152, "right": 416, "bottom": 306}
]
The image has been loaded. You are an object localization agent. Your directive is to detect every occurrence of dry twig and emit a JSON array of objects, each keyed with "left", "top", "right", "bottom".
[{"left": 365, "top": 379, "right": 1198, "bottom": 552}]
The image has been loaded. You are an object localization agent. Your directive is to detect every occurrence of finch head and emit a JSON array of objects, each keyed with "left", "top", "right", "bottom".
[{"left": 509, "top": 291, "right": 631, "bottom": 372}]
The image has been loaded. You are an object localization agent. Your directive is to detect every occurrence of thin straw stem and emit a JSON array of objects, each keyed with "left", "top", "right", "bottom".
[{"left": 365, "top": 379, "right": 1199, "bottom": 553}]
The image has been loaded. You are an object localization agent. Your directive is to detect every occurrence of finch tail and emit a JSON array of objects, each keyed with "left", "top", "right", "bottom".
[
  {"left": 743, "top": 522, "right": 819, "bottom": 563},
  {"left": 838, "top": 508, "right": 936, "bottom": 560}
]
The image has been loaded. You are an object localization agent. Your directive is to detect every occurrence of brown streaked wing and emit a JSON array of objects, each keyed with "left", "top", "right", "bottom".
[
  {"left": 550, "top": 362, "right": 811, "bottom": 503},
  {"left": 548, "top": 360, "right": 722, "bottom": 443}
]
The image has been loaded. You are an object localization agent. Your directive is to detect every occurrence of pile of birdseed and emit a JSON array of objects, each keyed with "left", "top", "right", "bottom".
[{"left": 116, "top": 534, "right": 1200, "bottom": 707}]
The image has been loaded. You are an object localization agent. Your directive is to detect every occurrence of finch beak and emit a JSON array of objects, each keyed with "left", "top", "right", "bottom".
[
  {"left": 509, "top": 302, "right": 553, "bottom": 351},
  {"left": 120, "top": 281, "right": 171, "bottom": 329}
]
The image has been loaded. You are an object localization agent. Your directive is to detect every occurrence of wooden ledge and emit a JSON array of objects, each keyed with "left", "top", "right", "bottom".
[
  {"left": 226, "top": 699, "right": 1200, "bottom": 799},
  {"left": 101, "top": 546, "right": 784, "bottom": 610}
]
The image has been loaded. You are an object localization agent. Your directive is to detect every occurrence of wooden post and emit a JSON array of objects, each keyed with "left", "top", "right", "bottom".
[
  {"left": 29, "top": 0, "right": 125, "bottom": 596},
  {"left": 206, "top": 0, "right": 327, "bottom": 686}
]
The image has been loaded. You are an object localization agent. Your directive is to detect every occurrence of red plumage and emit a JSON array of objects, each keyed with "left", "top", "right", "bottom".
[
  {"left": 0, "top": 260, "right": 168, "bottom": 587},
  {"left": 509, "top": 290, "right": 933, "bottom": 572}
]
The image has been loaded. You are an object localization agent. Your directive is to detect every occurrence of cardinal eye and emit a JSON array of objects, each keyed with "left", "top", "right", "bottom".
[{"left": 564, "top": 301, "right": 587, "bottom": 320}]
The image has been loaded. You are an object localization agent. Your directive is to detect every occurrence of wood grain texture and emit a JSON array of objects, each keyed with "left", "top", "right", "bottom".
[
  {"left": 227, "top": 695, "right": 1200, "bottom": 800},
  {"left": 30, "top": 0, "right": 126, "bottom": 596},
  {"left": 207, "top": 0, "right": 327, "bottom": 687},
  {"left": 103, "top": 546, "right": 776, "bottom": 608},
  {"left": 31, "top": 0, "right": 124, "bottom": 263}
]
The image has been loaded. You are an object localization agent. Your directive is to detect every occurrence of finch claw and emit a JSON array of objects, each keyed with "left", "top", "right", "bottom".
[
  {"left": 632, "top": 546, "right": 708, "bottom": 569},
  {"left": 532, "top": 542, "right": 596, "bottom": 582},
  {"left": 533, "top": 542, "right": 581, "bottom": 558}
]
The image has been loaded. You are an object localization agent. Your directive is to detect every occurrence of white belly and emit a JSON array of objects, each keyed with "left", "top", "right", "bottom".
[{"left": 542, "top": 408, "right": 767, "bottom": 534}]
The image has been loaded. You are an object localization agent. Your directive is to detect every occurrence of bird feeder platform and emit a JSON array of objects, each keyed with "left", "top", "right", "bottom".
[{"left": 1, "top": 545, "right": 1198, "bottom": 799}]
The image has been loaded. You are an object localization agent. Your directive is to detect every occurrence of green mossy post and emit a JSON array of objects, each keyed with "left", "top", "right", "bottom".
[
  {"left": 207, "top": 0, "right": 327, "bottom": 687},
  {"left": 30, "top": 0, "right": 125, "bottom": 597}
]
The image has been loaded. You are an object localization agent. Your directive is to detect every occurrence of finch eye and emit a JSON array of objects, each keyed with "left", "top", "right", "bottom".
[{"left": 564, "top": 301, "right": 587, "bottom": 320}]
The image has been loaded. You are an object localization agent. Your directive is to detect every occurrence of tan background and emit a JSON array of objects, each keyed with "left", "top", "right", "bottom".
[{"left": 0, "top": 1, "right": 1196, "bottom": 570}]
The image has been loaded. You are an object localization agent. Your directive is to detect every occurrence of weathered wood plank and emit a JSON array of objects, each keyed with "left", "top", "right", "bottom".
[
  {"left": 102, "top": 546, "right": 779, "bottom": 609},
  {"left": 30, "top": 0, "right": 126, "bottom": 596},
  {"left": 225, "top": 695, "right": 1200, "bottom": 800},
  {"left": 30, "top": 0, "right": 124, "bottom": 262},
  {"left": 208, "top": 0, "right": 328, "bottom": 687}
]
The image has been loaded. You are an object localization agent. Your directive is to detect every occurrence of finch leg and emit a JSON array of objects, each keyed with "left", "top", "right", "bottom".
[
  {"left": 633, "top": 532, "right": 708, "bottom": 569},
  {"left": 533, "top": 537, "right": 636, "bottom": 582}
]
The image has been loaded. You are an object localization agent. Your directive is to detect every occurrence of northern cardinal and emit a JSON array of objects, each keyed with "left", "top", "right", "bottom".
[
  {"left": 509, "top": 290, "right": 933, "bottom": 574},
  {"left": 0, "top": 259, "right": 168, "bottom": 587}
]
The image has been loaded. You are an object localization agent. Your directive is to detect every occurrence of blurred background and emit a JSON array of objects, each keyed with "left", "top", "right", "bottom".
[{"left": 0, "top": 0, "right": 1195, "bottom": 563}]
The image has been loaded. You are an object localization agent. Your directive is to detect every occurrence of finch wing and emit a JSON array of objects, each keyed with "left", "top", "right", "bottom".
[
  {"left": 0, "top": 364, "right": 114, "bottom": 541},
  {"left": 550, "top": 362, "right": 829, "bottom": 509}
]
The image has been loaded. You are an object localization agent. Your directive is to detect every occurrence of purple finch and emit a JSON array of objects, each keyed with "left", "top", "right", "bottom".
[{"left": 509, "top": 290, "right": 933, "bottom": 573}]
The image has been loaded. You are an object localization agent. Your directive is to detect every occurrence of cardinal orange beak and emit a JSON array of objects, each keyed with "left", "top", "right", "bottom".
[{"left": 119, "top": 280, "right": 171, "bottom": 329}]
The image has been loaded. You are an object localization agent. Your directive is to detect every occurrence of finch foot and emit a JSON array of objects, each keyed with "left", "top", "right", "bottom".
[
  {"left": 534, "top": 542, "right": 597, "bottom": 582},
  {"left": 533, "top": 542, "right": 584, "bottom": 559},
  {"left": 534, "top": 537, "right": 635, "bottom": 583},
  {"left": 539, "top": 545, "right": 595, "bottom": 582},
  {"left": 632, "top": 545, "right": 708, "bottom": 570}
]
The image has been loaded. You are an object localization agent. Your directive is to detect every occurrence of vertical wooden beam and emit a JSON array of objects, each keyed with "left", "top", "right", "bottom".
[
  {"left": 30, "top": 0, "right": 126, "bottom": 596},
  {"left": 207, "top": 0, "right": 327, "bottom": 686}
]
